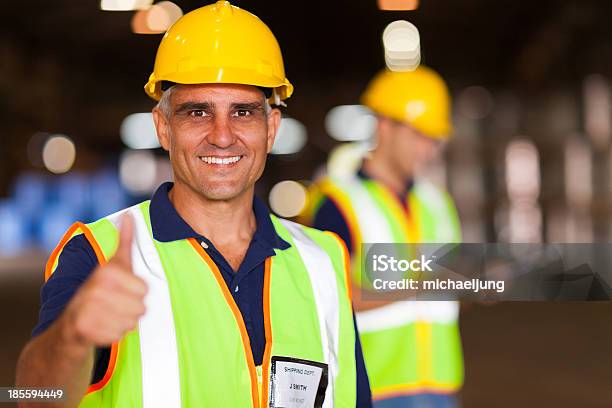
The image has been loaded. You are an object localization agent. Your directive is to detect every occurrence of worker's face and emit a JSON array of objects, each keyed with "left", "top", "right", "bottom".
[
  {"left": 378, "top": 117, "right": 443, "bottom": 179},
  {"left": 153, "top": 84, "right": 280, "bottom": 201}
]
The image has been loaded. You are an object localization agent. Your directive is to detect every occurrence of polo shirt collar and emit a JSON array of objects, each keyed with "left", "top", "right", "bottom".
[{"left": 149, "top": 182, "right": 290, "bottom": 250}]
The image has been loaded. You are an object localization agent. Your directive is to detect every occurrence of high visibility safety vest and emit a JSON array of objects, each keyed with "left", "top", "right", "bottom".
[
  {"left": 310, "top": 175, "right": 463, "bottom": 401},
  {"left": 45, "top": 200, "right": 357, "bottom": 408}
]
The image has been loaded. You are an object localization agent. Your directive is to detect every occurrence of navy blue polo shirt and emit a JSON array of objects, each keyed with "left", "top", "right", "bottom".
[
  {"left": 33, "top": 182, "right": 372, "bottom": 407},
  {"left": 313, "top": 169, "right": 413, "bottom": 255}
]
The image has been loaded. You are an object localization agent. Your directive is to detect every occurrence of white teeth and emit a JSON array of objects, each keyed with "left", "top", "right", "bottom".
[{"left": 200, "top": 156, "right": 241, "bottom": 165}]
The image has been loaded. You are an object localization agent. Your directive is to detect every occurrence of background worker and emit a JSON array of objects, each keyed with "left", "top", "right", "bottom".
[
  {"left": 306, "top": 67, "right": 463, "bottom": 407},
  {"left": 15, "top": 2, "right": 371, "bottom": 407}
]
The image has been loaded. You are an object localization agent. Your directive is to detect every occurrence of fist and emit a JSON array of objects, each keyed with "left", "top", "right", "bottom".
[{"left": 64, "top": 214, "right": 148, "bottom": 346}]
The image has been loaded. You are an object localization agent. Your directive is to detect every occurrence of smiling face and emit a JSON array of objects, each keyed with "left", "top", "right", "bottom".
[{"left": 152, "top": 83, "right": 281, "bottom": 201}]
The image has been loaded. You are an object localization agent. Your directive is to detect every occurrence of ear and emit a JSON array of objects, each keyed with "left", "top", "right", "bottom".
[
  {"left": 152, "top": 106, "right": 171, "bottom": 152},
  {"left": 265, "top": 108, "right": 282, "bottom": 153}
]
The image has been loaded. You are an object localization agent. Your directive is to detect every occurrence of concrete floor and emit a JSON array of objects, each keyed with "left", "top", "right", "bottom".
[
  {"left": 460, "top": 302, "right": 612, "bottom": 407},
  {"left": 1, "top": 258, "right": 611, "bottom": 408}
]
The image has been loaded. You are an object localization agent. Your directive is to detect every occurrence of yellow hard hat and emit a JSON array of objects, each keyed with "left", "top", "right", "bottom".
[
  {"left": 361, "top": 66, "right": 453, "bottom": 140},
  {"left": 144, "top": 1, "right": 293, "bottom": 104}
]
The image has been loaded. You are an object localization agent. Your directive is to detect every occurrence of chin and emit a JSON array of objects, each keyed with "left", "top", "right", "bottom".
[
  {"left": 199, "top": 184, "right": 244, "bottom": 201},
  {"left": 397, "top": 165, "right": 414, "bottom": 179}
]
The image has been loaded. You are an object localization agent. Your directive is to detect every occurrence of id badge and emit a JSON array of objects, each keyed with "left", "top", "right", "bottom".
[{"left": 269, "top": 356, "right": 328, "bottom": 408}]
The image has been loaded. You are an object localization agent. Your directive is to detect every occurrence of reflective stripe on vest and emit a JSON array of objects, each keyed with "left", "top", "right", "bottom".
[
  {"left": 126, "top": 205, "right": 182, "bottom": 407},
  {"left": 316, "top": 175, "right": 464, "bottom": 399},
  {"left": 279, "top": 219, "right": 340, "bottom": 405},
  {"left": 46, "top": 201, "right": 356, "bottom": 408},
  {"left": 355, "top": 301, "right": 459, "bottom": 333}
]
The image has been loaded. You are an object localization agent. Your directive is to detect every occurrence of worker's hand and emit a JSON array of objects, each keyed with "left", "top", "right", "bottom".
[{"left": 62, "top": 214, "right": 148, "bottom": 347}]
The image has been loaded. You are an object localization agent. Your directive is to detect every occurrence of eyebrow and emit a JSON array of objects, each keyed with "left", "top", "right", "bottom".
[
  {"left": 232, "top": 102, "right": 264, "bottom": 111},
  {"left": 174, "top": 102, "right": 213, "bottom": 115},
  {"left": 173, "top": 101, "right": 264, "bottom": 115}
]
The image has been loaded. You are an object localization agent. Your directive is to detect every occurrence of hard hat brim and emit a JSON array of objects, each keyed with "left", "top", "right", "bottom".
[
  {"left": 145, "top": 67, "right": 293, "bottom": 103},
  {"left": 366, "top": 109, "right": 453, "bottom": 140}
]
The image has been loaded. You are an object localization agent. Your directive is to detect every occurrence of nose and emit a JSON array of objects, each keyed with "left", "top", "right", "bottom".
[{"left": 207, "top": 115, "right": 236, "bottom": 149}]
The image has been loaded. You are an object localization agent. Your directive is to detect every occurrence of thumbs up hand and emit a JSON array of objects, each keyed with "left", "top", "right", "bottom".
[{"left": 62, "top": 214, "right": 148, "bottom": 347}]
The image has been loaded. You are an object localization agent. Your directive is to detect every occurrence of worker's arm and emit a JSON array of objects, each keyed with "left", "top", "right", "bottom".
[
  {"left": 353, "top": 312, "right": 373, "bottom": 407},
  {"left": 16, "top": 310, "right": 95, "bottom": 408},
  {"left": 15, "top": 215, "right": 147, "bottom": 408}
]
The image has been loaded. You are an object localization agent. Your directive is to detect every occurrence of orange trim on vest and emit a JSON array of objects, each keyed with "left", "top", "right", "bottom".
[
  {"left": 45, "top": 222, "right": 107, "bottom": 281},
  {"left": 45, "top": 221, "right": 106, "bottom": 282},
  {"left": 373, "top": 381, "right": 459, "bottom": 401},
  {"left": 407, "top": 194, "right": 422, "bottom": 237},
  {"left": 87, "top": 342, "right": 119, "bottom": 394},
  {"left": 317, "top": 180, "right": 362, "bottom": 251},
  {"left": 45, "top": 223, "right": 79, "bottom": 281},
  {"left": 324, "top": 231, "right": 353, "bottom": 304},
  {"left": 188, "top": 238, "right": 261, "bottom": 408},
  {"left": 261, "top": 258, "right": 273, "bottom": 406}
]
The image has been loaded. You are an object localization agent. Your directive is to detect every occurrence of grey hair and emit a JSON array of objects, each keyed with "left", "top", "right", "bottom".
[
  {"left": 156, "top": 84, "right": 273, "bottom": 117},
  {"left": 156, "top": 85, "right": 176, "bottom": 117},
  {"left": 264, "top": 99, "right": 272, "bottom": 115}
]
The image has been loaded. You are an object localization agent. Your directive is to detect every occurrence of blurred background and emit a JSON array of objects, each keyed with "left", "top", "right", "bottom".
[{"left": 1, "top": 0, "right": 612, "bottom": 406}]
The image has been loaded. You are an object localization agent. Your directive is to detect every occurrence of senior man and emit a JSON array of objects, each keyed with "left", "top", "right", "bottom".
[{"left": 16, "top": 2, "right": 371, "bottom": 407}]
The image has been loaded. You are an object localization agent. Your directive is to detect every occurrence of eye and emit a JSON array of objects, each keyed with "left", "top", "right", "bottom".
[
  {"left": 189, "top": 110, "right": 207, "bottom": 117},
  {"left": 233, "top": 110, "right": 252, "bottom": 117}
]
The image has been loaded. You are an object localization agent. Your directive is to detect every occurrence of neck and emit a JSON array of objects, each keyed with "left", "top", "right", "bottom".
[
  {"left": 363, "top": 153, "right": 411, "bottom": 197},
  {"left": 168, "top": 181, "right": 257, "bottom": 247}
]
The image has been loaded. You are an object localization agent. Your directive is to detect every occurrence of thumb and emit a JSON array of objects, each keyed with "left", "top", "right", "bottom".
[{"left": 114, "top": 213, "right": 135, "bottom": 267}]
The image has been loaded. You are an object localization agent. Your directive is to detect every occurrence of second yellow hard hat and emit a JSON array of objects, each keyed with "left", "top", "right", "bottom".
[
  {"left": 144, "top": 1, "right": 293, "bottom": 104},
  {"left": 361, "top": 66, "right": 453, "bottom": 140}
]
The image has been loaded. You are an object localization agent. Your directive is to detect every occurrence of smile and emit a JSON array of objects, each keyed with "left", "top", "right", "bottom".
[{"left": 199, "top": 155, "right": 243, "bottom": 165}]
